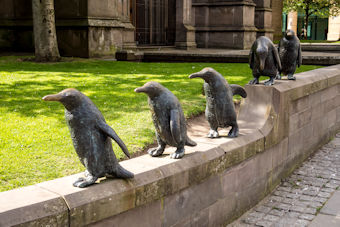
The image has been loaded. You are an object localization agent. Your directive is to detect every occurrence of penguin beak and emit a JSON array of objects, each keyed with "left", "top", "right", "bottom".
[
  {"left": 42, "top": 93, "right": 62, "bottom": 102},
  {"left": 189, "top": 73, "right": 203, "bottom": 79},
  {"left": 134, "top": 87, "right": 146, "bottom": 93}
]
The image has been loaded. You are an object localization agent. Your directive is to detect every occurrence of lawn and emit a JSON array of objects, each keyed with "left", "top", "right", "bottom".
[{"left": 0, "top": 56, "right": 322, "bottom": 191}]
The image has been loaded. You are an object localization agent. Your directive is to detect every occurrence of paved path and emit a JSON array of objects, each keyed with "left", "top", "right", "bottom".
[{"left": 228, "top": 132, "right": 340, "bottom": 227}]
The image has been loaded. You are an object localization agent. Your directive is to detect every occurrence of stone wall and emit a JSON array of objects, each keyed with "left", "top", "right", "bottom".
[
  {"left": 0, "top": 0, "right": 136, "bottom": 57},
  {"left": 192, "top": 0, "right": 258, "bottom": 49},
  {"left": 253, "top": 0, "right": 274, "bottom": 39},
  {"left": 328, "top": 15, "right": 340, "bottom": 41},
  {"left": 271, "top": 0, "right": 283, "bottom": 41},
  {"left": 1, "top": 65, "right": 340, "bottom": 226}
]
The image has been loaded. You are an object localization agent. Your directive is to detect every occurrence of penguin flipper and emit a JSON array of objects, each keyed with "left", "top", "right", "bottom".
[
  {"left": 230, "top": 84, "right": 247, "bottom": 98},
  {"left": 298, "top": 43, "right": 302, "bottom": 67},
  {"left": 185, "top": 137, "right": 197, "bottom": 147},
  {"left": 97, "top": 120, "right": 131, "bottom": 158},
  {"left": 115, "top": 164, "right": 134, "bottom": 179},
  {"left": 170, "top": 109, "right": 182, "bottom": 145},
  {"left": 249, "top": 45, "right": 255, "bottom": 69},
  {"left": 272, "top": 45, "right": 282, "bottom": 71}
]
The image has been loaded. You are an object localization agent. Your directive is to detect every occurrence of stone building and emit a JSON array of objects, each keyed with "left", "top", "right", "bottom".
[{"left": 0, "top": 0, "right": 283, "bottom": 58}]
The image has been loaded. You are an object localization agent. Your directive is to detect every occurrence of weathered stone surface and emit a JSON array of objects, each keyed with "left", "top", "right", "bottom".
[
  {"left": 89, "top": 200, "right": 162, "bottom": 227},
  {"left": 193, "top": 1, "right": 257, "bottom": 49},
  {"left": 38, "top": 173, "right": 136, "bottom": 227},
  {"left": 163, "top": 175, "right": 222, "bottom": 227},
  {"left": 0, "top": 185, "right": 68, "bottom": 227}
]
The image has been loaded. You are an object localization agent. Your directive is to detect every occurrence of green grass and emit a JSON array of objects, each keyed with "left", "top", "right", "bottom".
[{"left": 0, "top": 56, "right": 322, "bottom": 191}]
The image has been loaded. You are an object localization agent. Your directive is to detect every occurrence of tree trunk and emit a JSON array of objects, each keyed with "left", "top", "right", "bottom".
[{"left": 32, "top": 0, "right": 60, "bottom": 62}]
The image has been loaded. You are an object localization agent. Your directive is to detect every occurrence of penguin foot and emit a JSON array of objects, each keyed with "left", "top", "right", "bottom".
[
  {"left": 73, "top": 175, "right": 97, "bottom": 188},
  {"left": 275, "top": 73, "right": 282, "bottom": 80},
  {"left": 148, "top": 146, "right": 165, "bottom": 157},
  {"left": 207, "top": 130, "right": 219, "bottom": 138},
  {"left": 264, "top": 78, "right": 275, "bottom": 86},
  {"left": 227, "top": 127, "right": 239, "bottom": 138},
  {"left": 170, "top": 148, "right": 185, "bottom": 159},
  {"left": 248, "top": 78, "right": 259, "bottom": 85},
  {"left": 287, "top": 74, "right": 296, "bottom": 80}
]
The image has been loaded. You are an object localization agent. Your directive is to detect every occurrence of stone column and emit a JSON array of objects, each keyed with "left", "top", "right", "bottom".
[
  {"left": 86, "top": 0, "right": 136, "bottom": 57},
  {"left": 327, "top": 15, "right": 340, "bottom": 41},
  {"left": 287, "top": 11, "right": 298, "bottom": 34},
  {"left": 271, "top": 0, "right": 283, "bottom": 41},
  {"left": 254, "top": 0, "right": 274, "bottom": 39},
  {"left": 175, "top": 0, "right": 196, "bottom": 49},
  {"left": 193, "top": 0, "right": 257, "bottom": 49}
]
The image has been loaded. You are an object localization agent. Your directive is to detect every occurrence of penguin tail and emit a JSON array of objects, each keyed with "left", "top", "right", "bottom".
[
  {"left": 230, "top": 84, "right": 247, "bottom": 98},
  {"left": 115, "top": 164, "right": 134, "bottom": 179},
  {"left": 186, "top": 137, "right": 197, "bottom": 147}
]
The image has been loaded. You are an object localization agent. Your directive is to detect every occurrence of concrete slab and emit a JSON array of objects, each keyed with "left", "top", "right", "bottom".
[
  {"left": 309, "top": 214, "right": 340, "bottom": 227},
  {"left": 320, "top": 191, "right": 340, "bottom": 216}
]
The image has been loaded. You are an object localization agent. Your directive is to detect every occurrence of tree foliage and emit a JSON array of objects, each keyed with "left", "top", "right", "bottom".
[
  {"left": 284, "top": 0, "right": 340, "bottom": 39},
  {"left": 284, "top": 0, "right": 340, "bottom": 18}
]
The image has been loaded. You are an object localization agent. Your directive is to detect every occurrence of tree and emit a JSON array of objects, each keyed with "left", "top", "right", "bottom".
[
  {"left": 32, "top": 0, "right": 60, "bottom": 62},
  {"left": 284, "top": 0, "right": 340, "bottom": 39}
]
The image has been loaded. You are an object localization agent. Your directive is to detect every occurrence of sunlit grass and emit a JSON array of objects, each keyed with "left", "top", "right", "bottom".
[{"left": 0, "top": 56, "right": 323, "bottom": 191}]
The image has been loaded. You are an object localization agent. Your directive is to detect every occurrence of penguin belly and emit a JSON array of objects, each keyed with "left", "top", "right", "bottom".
[
  {"left": 263, "top": 57, "right": 278, "bottom": 76},
  {"left": 281, "top": 49, "right": 298, "bottom": 75},
  {"left": 215, "top": 95, "right": 237, "bottom": 128},
  {"left": 66, "top": 112, "right": 111, "bottom": 177},
  {"left": 150, "top": 102, "right": 179, "bottom": 147}
]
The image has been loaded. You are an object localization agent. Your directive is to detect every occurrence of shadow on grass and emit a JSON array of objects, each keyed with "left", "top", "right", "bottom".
[{"left": 0, "top": 58, "right": 252, "bottom": 121}]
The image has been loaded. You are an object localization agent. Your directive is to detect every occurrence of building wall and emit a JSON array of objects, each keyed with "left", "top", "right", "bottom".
[
  {"left": 328, "top": 15, "right": 340, "bottom": 41},
  {"left": 287, "top": 11, "right": 298, "bottom": 34},
  {"left": 192, "top": 0, "right": 258, "bottom": 49},
  {"left": 0, "top": 0, "right": 283, "bottom": 56},
  {"left": 272, "top": 0, "right": 283, "bottom": 40},
  {"left": 285, "top": 11, "right": 339, "bottom": 41},
  {"left": 0, "top": 0, "right": 135, "bottom": 57}
]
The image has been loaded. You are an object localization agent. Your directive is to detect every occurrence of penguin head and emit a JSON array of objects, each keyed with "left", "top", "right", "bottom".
[
  {"left": 43, "top": 88, "right": 85, "bottom": 110},
  {"left": 285, "top": 29, "right": 295, "bottom": 39},
  {"left": 189, "top": 67, "right": 218, "bottom": 83},
  {"left": 134, "top": 81, "right": 165, "bottom": 98}
]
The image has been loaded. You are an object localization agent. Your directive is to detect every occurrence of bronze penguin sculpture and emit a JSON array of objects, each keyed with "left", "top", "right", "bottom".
[
  {"left": 135, "top": 82, "right": 197, "bottom": 159},
  {"left": 277, "top": 29, "right": 302, "bottom": 81},
  {"left": 249, "top": 36, "right": 282, "bottom": 86},
  {"left": 189, "top": 67, "right": 247, "bottom": 138},
  {"left": 43, "top": 88, "right": 133, "bottom": 188}
]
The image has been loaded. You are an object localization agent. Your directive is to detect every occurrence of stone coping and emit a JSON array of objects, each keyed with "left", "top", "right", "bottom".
[
  {"left": 135, "top": 49, "right": 340, "bottom": 65},
  {"left": 1, "top": 65, "right": 340, "bottom": 226},
  {"left": 301, "top": 43, "right": 340, "bottom": 52}
]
